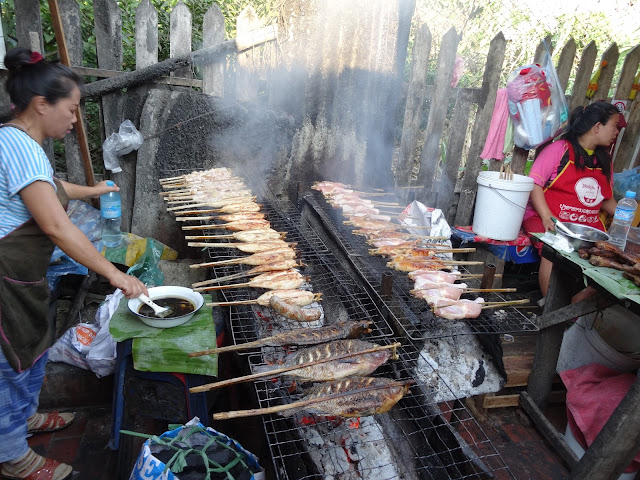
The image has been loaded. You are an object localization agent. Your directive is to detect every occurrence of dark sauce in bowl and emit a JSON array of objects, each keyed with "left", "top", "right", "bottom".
[{"left": 138, "top": 296, "right": 195, "bottom": 319}]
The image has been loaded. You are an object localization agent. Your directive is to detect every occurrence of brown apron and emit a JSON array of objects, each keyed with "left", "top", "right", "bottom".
[{"left": 0, "top": 134, "right": 69, "bottom": 371}]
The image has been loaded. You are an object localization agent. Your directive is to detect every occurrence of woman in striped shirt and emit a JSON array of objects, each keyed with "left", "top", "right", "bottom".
[{"left": 0, "top": 48, "right": 147, "bottom": 480}]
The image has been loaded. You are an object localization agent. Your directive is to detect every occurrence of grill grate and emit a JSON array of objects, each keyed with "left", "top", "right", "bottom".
[
  {"left": 189, "top": 178, "right": 395, "bottom": 351},
  {"left": 300, "top": 191, "right": 538, "bottom": 341},
  {"left": 249, "top": 339, "right": 513, "bottom": 480}
]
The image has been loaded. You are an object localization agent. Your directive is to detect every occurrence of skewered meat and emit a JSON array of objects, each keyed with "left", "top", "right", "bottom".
[
  {"left": 589, "top": 255, "right": 640, "bottom": 274},
  {"left": 243, "top": 270, "right": 306, "bottom": 290},
  {"left": 256, "top": 340, "right": 391, "bottom": 381},
  {"left": 231, "top": 229, "right": 284, "bottom": 242},
  {"left": 254, "top": 289, "right": 322, "bottom": 307},
  {"left": 213, "top": 202, "right": 262, "bottom": 213},
  {"left": 270, "top": 295, "right": 322, "bottom": 322},
  {"left": 342, "top": 205, "right": 380, "bottom": 216},
  {"left": 192, "top": 241, "right": 291, "bottom": 253},
  {"left": 214, "top": 212, "right": 266, "bottom": 222},
  {"left": 368, "top": 238, "right": 417, "bottom": 248},
  {"left": 312, "top": 181, "right": 350, "bottom": 195},
  {"left": 578, "top": 249, "right": 591, "bottom": 259},
  {"left": 349, "top": 213, "right": 392, "bottom": 222},
  {"left": 192, "top": 259, "right": 302, "bottom": 287},
  {"left": 413, "top": 278, "right": 467, "bottom": 291},
  {"left": 196, "top": 247, "right": 297, "bottom": 268},
  {"left": 283, "top": 377, "right": 411, "bottom": 418},
  {"left": 258, "top": 321, "right": 371, "bottom": 347},
  {"left": 586, "top": 247, "right": 620, "bottom": 259},
  {"left": 411, "top": 287, "right": 463, "bottom": 302},
  {"left": 215, "top": 219, "right": 271, "bottom": 231},
  {"left": 387, "top": 258, "right": 447, "bottom": 272},
  {"left": 623, "top": 272, "right": 640, "bottom": 287},
  {"left": 434, "top": 298, "right": 484, "bottom": 320},
  {"left": 594, "top": 241, "right": 640, "bottom": 264},
  {"left": 345, "top": 218, "right": 395, "bottom": 230},
  {"left": 407, "top": 270, "right": 461, "bottom": 283},
  {"left": 189, "top": 189, "right": 253, "bottom": 203}
]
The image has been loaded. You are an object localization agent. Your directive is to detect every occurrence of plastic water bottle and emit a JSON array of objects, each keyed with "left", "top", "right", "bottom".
[
  {"left": 608, "top": 190, "right": 638, "bottom": 250},
  {"left": 100, "top": 181, "right": 122, "bottom": 247}
]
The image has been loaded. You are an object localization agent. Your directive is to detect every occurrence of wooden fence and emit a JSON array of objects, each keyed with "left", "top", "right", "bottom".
[{"left": 5, "top": 0, "right": 640, "bottom": 233}]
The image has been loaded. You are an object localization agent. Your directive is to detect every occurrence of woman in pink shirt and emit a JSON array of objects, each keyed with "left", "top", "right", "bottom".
[{"left": 522, "top": 101, "right": 620, "bottom": 296}]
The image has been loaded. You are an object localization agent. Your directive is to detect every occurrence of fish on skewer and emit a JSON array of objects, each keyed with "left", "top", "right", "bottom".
[
  {"left": 197, "top": 270, "right": 307, "bottom": 292},
  {"left": 192, "top": 259, "right": 302, "bottom": 287},
  {"left": 282, "top": 377, "right": 412, "bottom": 418},
  {"left": 191, "top": 247, "right": 297, "bottom": 268},
  {"left": 175, "top": 203, "right": 263, "bottom": 215},
  {"left": 253, "top": 339, "right": 392, "bottom": 381},
  {"left": 270, "top": 294, "right": 322, "bottom": 322},
  {"left": 185, "top": 219, "right": 271, "bottom": 232},
  {"left": 177, "top": 212, "right": 266, "bottom": 222},
  {"left": 207, "top": 289, "right": 322, "bottom": 307},
  {"left": 187, "top": 240, "right": 294, "bottom": 253},
  {"left": 189, "top": 320, "right": 373, "bottom": 356}
]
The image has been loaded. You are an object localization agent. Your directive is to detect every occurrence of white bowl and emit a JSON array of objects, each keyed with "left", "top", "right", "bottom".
[{"left": 127, "top": 286, "right": 204, "bottom": 328}]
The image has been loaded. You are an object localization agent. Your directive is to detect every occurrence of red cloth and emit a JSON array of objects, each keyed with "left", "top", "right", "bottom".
[
  {"left": 560, "top": 363, "right": 640, "bottom": 472},
  {"left": 453, "top": 225, "right": 532, "bottom": 246}
]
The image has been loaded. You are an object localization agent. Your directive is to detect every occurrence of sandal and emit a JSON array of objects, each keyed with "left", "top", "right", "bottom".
[
  {"left": 26, "top": 412, "right": 75, "bottom": 434},
  {"left": 2, "top": 457, "right": 72, "bottom": 480}
]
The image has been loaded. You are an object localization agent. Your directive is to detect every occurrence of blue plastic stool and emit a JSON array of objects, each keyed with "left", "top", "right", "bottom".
[{"left": 109, "top": 339, "right": 211, "bottom": 450}]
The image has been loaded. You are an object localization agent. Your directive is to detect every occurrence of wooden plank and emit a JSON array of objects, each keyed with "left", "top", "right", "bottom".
[
  {"left": 236, "top": 6, "right": 261, "bottom": 102},
  {"left": 81, "top": 29, "right": 276, "bottom": 98},
  {"left": 202, "top": 4, "right": 225, "bottom": 97},
  {"left": 568, "top": 41, "right": 597, "bottom": 112},
  {"left": 484, "top": 391, "right": 565, "bottom": 409},
  {"left": 170, "top": 1, "right": 192, "bottom": 79},
  {"left": 570, "top": 377, "right": 640, "bottom": 480},
  {"left": 556, "top": 38, "right": 577, "bottom": 93},
  {"left": 612, "top": 44, "right": 640, "bottom": 100},
  {"left": 135, "top": 0, "right": 158, "bottom": 69},
  {"left": 536, "top": 295, "right": 615, "bottom": 330},
  {"left": 622, "top": 102, "right": 640, "bottom": 170},
  {"left": 48, "top": 0, "right": 96, "bottom": 189},
  {"left": 436, "top": 88, "right": 473, "bottom": 222},
  {"left": 57, "top": 0, "right": 84, "bottom": 183},
  {"left": 592, "top": 43, "right": 619, "bottom": 102},
  {"left": 73, "top": 66, "right": 203, "bottom": 87},
  {"left": 510, "top": 146, "right": 529, "bottom": 175},
  {"left": 395, "top": 23, "right": 432, "bottom": 188},
  {"left": 417, "top": 27, "right": 459, "bottom": 206},
  {"left": 533, "top": 35, "right": 553, "bottom": 64},
  {"left": 520, "top": 391, "right": 580, "bottom": 468},
  {"left": 454, "top": 32, "right": 506, "bottom": 226},
  {"left": 526, "top": 264, "right": 573, "bottom": 409}
]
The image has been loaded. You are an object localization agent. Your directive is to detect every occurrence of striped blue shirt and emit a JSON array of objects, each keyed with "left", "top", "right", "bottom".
[{"left": 0, "top": 126, "right": 56, "bottom": 239}]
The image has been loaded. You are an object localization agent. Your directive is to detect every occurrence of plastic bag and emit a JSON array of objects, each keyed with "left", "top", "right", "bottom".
[
  {"left": 507, "top": 48, "right": 569, "bottom": 149},
  {"left": 613, "top": 167, "right": 640, "bottom": 201},
  {"left": 48, "top": 323, "right": 97, "bottom": 370},
  {"left": 128, "top": 418, "right": 264, "bottom": 480},
  {"left": 102, "top": 120, "right": 143, "bottom": 173}
]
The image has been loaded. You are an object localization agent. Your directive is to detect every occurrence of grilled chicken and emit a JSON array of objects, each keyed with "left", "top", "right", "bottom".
[
  {"left": 411, "top": 287, "right": 463, "bottom": 303},
  {"left": 433, "top": 298, "right": 484, "bottom": 319},
  {"left": 256, "top": 340, "right": 391, "bottom": 382},
  {"left": 312, "top": 181, "right": 350, "bottom": 195},
  {"left": 413, "top": 278, "right": 467, "bottom": 291},
  {"left": 387, "top": 258, "right": 447, "bottom": 272},
  {"left": 253, "top": 289, "right": 322, "bottom": 307},
  {"left": 407, "top": 270, "right": 461, "bottom": 283},
  {"left": 283, "top": 377, "right": 411, "bottom": 418},
  {"left": 213, "top": 212, "right": 266, "bottom": 222}
]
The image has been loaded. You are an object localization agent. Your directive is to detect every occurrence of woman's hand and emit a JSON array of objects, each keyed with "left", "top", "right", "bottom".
[
  {"left": 90, "top": 180, "right": 120, "bottom": 198},
  {"left": 108, "top": 271, "right": 148, "bottom": 298},
  {"left": 541, "top": 215, "right": 556, "bottom": 233}
]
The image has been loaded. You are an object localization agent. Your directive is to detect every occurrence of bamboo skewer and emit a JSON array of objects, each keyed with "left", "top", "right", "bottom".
[
  {"left": 189, "top": 343, "right": 401, "bottom": 391},
  {"left": 457, "top": 274, "right": 503, "bottom": 280},
  {"left": 480, "top": 299, "right": 530, "bottom": 309},
  {"left": 210, "top": 379, "right": 415, "bottom": 420},
  {"left": 187, "top": 242, "right": 295, "bottom": 253},
  {"left": 184, "top": 233, "right": 284, "bottom": 240},
  {"left": 369, "top": 247, "right": 476, "bottom": 255},
  {"left": 463, "top": 287, "right": 517, "bottom": 293}
]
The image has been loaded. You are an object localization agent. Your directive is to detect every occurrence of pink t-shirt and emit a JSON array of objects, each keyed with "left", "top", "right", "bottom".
[{"left": 523, "top": 141, "right": 569, "bottom": 220}]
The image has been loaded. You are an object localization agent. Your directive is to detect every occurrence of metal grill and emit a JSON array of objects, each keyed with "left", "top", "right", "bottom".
[
  {"left": 187, "top": 177, "right": 395, "bottom": 351},
  {"left": 300, "top": 191, "right": 538, "bottom": 341},
  {"left": 248, "top": 339, "right": 513, "bottom": 480}
]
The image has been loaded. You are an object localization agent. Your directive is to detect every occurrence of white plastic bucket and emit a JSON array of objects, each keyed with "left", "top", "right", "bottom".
[{"left": 472, "top": 171, "right": 534, "bottom": 241}]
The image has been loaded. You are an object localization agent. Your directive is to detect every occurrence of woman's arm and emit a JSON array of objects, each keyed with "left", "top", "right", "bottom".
[
  {"left": 58, "top": 179, "right": 119, "bottom": 200},
  {"left": 601, "top": 197, "right": 617, "bottom": 216},
  {"left": 530, "top": 185, "right": 556, "bottom": 232},
  {"left": 20, "top": 181, "right": 146, "bottom": 298}
]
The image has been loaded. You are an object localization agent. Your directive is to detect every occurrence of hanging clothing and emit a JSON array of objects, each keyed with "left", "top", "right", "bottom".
[{"left": 480, "top": 88, "right": 510, "bottom": 161}]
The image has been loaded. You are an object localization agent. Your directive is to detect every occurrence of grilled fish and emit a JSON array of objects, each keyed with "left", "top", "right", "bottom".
[
  {"left": 253, "top": 320, "right": 372, "bottom": 348},
  {"left": 256, "top": 339, "right": 391, "bottom": 381},
  {"left": 283, "top": 377, "right": 410, "bottom": 418}
]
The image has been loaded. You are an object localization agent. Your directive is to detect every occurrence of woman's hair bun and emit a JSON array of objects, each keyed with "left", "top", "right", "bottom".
[{"left": 4, "top": 47, "right": 36, "bottom": 72}]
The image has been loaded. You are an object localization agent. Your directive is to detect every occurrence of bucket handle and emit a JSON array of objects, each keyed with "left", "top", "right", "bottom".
[{"left": 487, "top": 183, "right": 527, "bottom": 210}]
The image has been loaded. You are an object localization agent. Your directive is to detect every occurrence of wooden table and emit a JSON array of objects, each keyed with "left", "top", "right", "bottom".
[{"left": 521, "top": 244, "right": 640, "bottom": 480}]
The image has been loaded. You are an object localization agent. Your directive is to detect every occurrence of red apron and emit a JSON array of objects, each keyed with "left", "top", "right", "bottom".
[{"left": 543, "top": 143, "right": 611, "bottom": 231}]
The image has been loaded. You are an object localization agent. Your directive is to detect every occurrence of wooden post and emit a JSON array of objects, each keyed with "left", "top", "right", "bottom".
[
  {"left": 568, "top": 41, "right": 597, "bottom": 112},
  {"left": 47, "top": 0, "right": 95, "bottom": 187},
  {"left": 170, "top": 1, "right": 192, "bottom": 79},
  {"left": 202, "top": 4, "right": 225, "bottom": 97},
  {"left": 395, "top": 23, "right": 432, "bottom": 188}
]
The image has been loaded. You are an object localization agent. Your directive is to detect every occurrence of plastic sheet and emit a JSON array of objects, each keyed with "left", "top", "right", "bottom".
[
  {"left": 102, "top": 119, "right": 143, "bottom": 173},
  {"left": 507, "top": 49, "right": 569, "bottom": 149}
]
